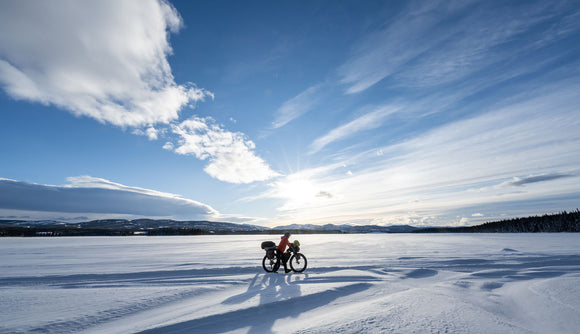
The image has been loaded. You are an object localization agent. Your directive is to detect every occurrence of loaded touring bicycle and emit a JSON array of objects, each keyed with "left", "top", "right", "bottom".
[{"left": 261, "top": 240, "right": 307, "bottom": 273}]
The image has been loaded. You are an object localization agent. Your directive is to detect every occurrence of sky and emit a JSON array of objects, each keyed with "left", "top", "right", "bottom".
[{"left": 1, "top": 0, "right": 580, "bottom": 227}]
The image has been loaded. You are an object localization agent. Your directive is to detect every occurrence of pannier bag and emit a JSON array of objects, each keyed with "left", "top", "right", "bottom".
[
  {"left": 261, "top": 241, "right": 276, "bottom": 249},
  {"left": 261, "top": 241, "right": 277, "bottom": 260}
]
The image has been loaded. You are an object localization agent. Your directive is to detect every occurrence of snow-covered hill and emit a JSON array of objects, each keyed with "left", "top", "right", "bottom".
[
  {"left": 0, "top": 219, "right": 417, "bottom": 235},
  {"left": 272, "top": 223, "right": 417, "bottom": 233},
  {"left": 0, "top": 218, "right": 265, "bottom": 235},
  {"left": 2, "top": 211, "right": 578, "bottom": 236}
]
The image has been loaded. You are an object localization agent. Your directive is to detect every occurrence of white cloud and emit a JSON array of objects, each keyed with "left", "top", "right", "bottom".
[
  {"left": 272, "top": 84, "right": 322, "bottom": 129},
  {"left": 338, "top": 1, "right": 455, "bottom": 94},
  {"left": 0, "top": 1, "right": 277, "bottom": 185},
  {"left": 309, "top": 105, "right": 400, "bottom": 154},
  {"left": 170, "top": 117, "right": 280, "bottom": 183},
  {"left": 0, "top": 0, "right": 210, "bottom": 127},
  {"left": 162, "top": 142, "right": 174, "bottom": 151},
  {"left": 0, "top": 176, "right": 219, "bottom": 220},
  {"left": 338, "top": 1, "right": 577, "bottom": 93},
  {"left": 132, "top": 126, "right": 160, "bottom": 140},
  {"left": 146, "top": 127, "right": 160, "bottom": 140},
  {"left": 259, "top": 82, "right": 580, "bottom": 225}
]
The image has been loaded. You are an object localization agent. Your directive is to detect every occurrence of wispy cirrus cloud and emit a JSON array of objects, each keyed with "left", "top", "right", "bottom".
[
  {"left": 338, "top": 1, "right": 580, "bottom": 93},
  {"left": 272, "top": 84, "right": 322, "bottom": 129},
  {"left": 0, "top": 176, "right": 218, "bottom": 220},
  {"left": 262, "top": 80, "right": 580, "bottom": 226},
  {"left": 273, "top": 0, "right": 580, "bottom": 225},
  {"left": 309, "top": 105, "right": 400, "bottom": 154},
  {"left": 338, "top": 0, "right": 449, "bottom": 94}
]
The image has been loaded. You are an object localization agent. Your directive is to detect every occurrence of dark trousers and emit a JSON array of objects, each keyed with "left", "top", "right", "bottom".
[{"left": 276, "top": 249, "right": 290, "bottom": 271}]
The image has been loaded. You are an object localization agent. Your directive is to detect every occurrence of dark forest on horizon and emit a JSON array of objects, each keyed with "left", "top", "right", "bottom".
[{"left": 416, "top": 210, "right": 580, "bottom": 233}]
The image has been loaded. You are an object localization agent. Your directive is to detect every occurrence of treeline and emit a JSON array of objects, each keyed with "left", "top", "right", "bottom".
[{"left": 417, "top": 210, "right": 580, "bottom": 233}]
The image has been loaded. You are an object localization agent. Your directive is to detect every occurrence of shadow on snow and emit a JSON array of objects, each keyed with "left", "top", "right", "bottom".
[{"left": 140, "top": 276, "right": 372, "bottom": 334}]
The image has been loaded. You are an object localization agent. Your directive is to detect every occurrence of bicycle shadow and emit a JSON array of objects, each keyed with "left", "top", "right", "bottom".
[
  {"left": 222, "top": 273, "right": 304, "bottom": 306},
  {"left": 140, "top": 273, "right": 371, "bottom": 334},
  {"left": 222, "top": 273, "right": 304, "bottom": 333}
]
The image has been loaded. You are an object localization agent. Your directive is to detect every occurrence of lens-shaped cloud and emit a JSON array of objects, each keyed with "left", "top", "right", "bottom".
[{"left": 0, "top": 177, "right": 218, "bottom": 219}]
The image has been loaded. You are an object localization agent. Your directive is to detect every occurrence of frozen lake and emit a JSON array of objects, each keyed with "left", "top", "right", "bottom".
[{"left": 1, "top": 234, "right": 579, "bottom": 333}]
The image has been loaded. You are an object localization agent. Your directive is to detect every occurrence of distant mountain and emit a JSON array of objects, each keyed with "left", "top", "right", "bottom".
[
  {"left": 273, "top": 223, "right": 418, "bottom": 233},
  {"left": 2, "top": 211, "right": 578, "bottom": 236},
  {"left": 0, "top": 219, "right": 265, "bottom": 236},
  {"left": 0, "top": 218, "right": 418, "bottom": 236},
  {"left": 78, "top": 219, "right": 265, "bottom": 232}
]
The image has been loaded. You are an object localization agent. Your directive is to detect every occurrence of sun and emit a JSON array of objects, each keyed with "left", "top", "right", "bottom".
[{"left": 275, "top": 175, "right": 318, "bottom": 205}]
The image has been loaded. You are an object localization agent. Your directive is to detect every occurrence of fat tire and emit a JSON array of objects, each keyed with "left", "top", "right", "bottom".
[
  {"left": 262, "top": 254, "right": 280, "bottom": 272},
  {"left": 289, "top": 253, "right": 307, "bottom": 273}
]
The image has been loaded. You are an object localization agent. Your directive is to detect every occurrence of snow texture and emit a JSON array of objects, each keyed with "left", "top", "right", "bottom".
[{"left": 1, "top": 234, "right": 579, "bottom": 333}]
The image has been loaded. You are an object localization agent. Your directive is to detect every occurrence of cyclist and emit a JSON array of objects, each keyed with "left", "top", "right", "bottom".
[{"left": 276, "top": 232, "right": 292, "bottom": 273}]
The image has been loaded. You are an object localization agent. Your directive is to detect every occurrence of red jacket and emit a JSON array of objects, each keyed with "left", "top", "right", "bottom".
[{"left": 277, "top": 235, "right": 291, "bottom": 253}]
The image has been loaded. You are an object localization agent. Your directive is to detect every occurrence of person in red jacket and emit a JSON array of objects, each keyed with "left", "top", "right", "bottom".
[{"left": 277, "top": 232, "right": 292, "bottom": 273}]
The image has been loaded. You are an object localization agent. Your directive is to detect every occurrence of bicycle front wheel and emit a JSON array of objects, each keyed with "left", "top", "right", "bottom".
[
  {"left": 262, "top": 254, "right": 280, "bottom": 272},
  {"left": 289, "top": 253, "right": 307, "bottom": 273}
]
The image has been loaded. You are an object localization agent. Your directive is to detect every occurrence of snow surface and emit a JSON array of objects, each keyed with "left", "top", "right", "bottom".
[{"left": 1, "top": 234, "right": 579, "bottom": 334}]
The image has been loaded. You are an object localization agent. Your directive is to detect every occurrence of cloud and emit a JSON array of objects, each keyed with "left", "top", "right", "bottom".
[
  {"left": 498, "top": 173, "right": 576, "bottom": 188},
  {"left": 170, "top": 117, "right": 280, "bottom": 183},
  {"left": 258, "top": 81, "right": 580, "bottom": 225},
  {"left": 0, "top": 177, "right": 219, "bottom": 220},
  {"left": 162, "top": 142, "right": 174, "bottom": 150},
  {"left": 309, "top": 105, "right": 400, "bottom": 154},
  {"left": 0, "top": 0, "right": 210, "bottom": 127},
  {"left": 0, "top": 1, "right": 278, "bottom": 185},
  {"left": 133, "top": 126, "right": 160, "bottom": 140},
  {"left": 316, "top": 191, "right": 333, "bottom": 199},
  {"left": 272, "top": 84, "right": 322, "bottom": 129},
  {"left": 338, "top": 1, "right": 579, "bottom": 93},
  {"left": 337, "top": 1, "right": 466, "bottom": 94}
]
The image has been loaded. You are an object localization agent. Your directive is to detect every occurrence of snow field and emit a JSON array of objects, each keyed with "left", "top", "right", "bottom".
[{"left": 1, "top": 234, "right": 579, "bottom": 333}]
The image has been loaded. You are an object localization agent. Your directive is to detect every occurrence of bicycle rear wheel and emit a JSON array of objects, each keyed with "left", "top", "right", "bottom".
[
  {"left": 262, "top": 254, "right": 280, "bottom": 272},
  {"left": 289, "top": 253, "right": 307, "bottom": 272}
]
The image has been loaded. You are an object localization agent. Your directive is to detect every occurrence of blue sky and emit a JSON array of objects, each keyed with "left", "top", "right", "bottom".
[{"left": 1, "top": 0, "right": 580, "bottom": 227}]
